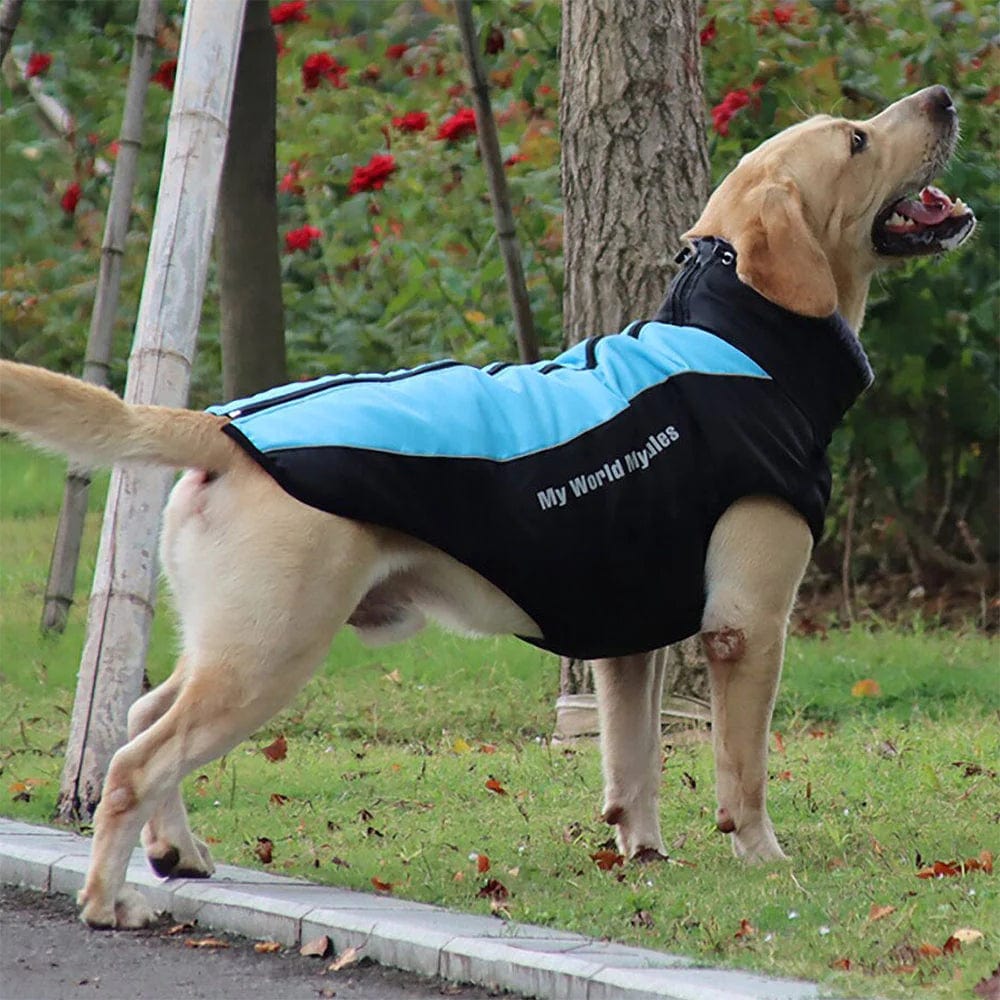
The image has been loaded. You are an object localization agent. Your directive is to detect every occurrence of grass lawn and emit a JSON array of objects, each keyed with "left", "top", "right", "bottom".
[{"left": 1, "top": 439, "right": 997, "bottom": 998}]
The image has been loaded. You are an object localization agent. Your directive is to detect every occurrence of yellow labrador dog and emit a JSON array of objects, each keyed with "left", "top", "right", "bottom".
[{"left": 0, "top": 86, "right": 975, "bottom": 929}]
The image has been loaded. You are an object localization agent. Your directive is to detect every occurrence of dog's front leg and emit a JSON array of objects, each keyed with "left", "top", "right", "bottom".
[
  {"left": 593, "top": 651, "right": 666, "bottom": 860},
  {"left": 701, "top": 496, "right": 812, "bottom": 862}
]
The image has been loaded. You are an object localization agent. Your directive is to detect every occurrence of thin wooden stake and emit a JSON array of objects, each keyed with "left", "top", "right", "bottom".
[
  {"left": 42, "top": 0, "right": 160, "bottom": 634},
  {"left": 56, "top": 0, "right": 247, "bottom": 823},
  {"left": 0, "top": 0, "right": 25, "bottom": 66},
  {"left": 454, "top": 0, "right": 539, "bottom": 363}
]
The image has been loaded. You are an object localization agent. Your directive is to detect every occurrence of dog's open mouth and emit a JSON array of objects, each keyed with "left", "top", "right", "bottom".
[{"left": 873, "top": 185, "right": 976, "bottom": 256}]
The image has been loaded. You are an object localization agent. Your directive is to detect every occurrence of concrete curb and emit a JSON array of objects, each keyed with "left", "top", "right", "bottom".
[{"left": 1, "top": 818, "right": 835, "bottom": 1000}]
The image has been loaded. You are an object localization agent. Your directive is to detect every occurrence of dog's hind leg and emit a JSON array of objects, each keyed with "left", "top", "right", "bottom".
[
  {"left": 701, "top": 496, "right": 812, "bottom": 862},
  {"left": 124, "top": 659, "right": 215, "bottom": 879},
  {"left": 78, "top": 635, "right": 338, "bottom": 928},
  {"left": 594, "top": 651, "right": 666, "bottom": 860},
  {"left": 78, "top": 467, "right": 381, "bottom": 928}
]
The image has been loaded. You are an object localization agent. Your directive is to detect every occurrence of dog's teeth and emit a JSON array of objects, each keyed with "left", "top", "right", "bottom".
[
  {"left": 886, "top": 212, "right": 916, "bottom": 230},
  {"left": 950, "top": 197, "right": 967, "bottom": 216}
]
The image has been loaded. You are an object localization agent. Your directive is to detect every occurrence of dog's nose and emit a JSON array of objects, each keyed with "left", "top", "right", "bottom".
[{"left": 922, "top": 85, "right": 956, "bottom": 121}]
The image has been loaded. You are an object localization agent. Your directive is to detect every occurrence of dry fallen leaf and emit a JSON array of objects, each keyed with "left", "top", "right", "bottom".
[
  {"left": 830, "top": 957, "right": 852, "bottom": 971},
  {"left": 452, "top": 737, "right": 471, "bottom": 754},
  {"left": 950, "top": 927, "right": 984, "bottom": 944},
  {"left": 383, "top": 668, "right": 402, "bottom": 685},
  {"left": 370, "top": 876, "right": 393, "bottom": 893},
  {"left": 476, "top": 878, "right": 509, "bottom": 903},
  {"left": 261, "top": 734, "right": 288, "bottom": 762},
  {"left": 328, "top": 944, "right": 364, "bottom": 972},
  {"left": 255, "top": 837, "right": 274, "bottom": 865},
  {"left": 300, "top": 934, "right": 332, "bottom": 958},
  {"left": 918, "top": 942, "right": 943, "bottom": 957},
  {"left": 269, "top": 792, "right": 290, "bottom": 806},
  {"left": 185, "top": 937, "right": 231, "bottom": 949},
  {"left": 254, "top": 941, "right": 282, "bottom": 954},
  {"left": 590, "top": 849, "right": 624, "bottom": 871},
  {"left": 476, "top": 854, "right": 490, "bottom": 873},
  {"left": 485, "top": 777, "right": 507, "bottom": 796},
  {"left": 773, "top": 731, "right": 786, "bottom": 753},
  {"left": 163, "top": 922, "right": 196, "bottom": 936},
  {"left": 478, "top": 743, "right": 498, "bottom": 754},
  {"left": 868, "top": 903, "right": 896, "bottom": 922},
  {"left": 851, "top": 678, "right": 881, "bottom": 698},
  {"left": 734, "top": 918, "right": 756, "bottom": 939}
]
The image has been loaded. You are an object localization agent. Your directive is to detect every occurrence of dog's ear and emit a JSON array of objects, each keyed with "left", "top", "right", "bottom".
[
  {"left": 685, "top": 181, "right": 838, "bottom": 318},
  {"left": 731, "top": 183, "right": 838, "bottom": 317}
]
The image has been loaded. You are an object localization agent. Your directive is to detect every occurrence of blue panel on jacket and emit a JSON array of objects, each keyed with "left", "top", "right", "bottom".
[{"left": 208, "top": 323, "right": 769, "bottom": 461}]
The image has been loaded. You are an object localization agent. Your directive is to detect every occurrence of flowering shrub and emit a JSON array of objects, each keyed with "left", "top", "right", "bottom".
[
  {"left": 59, "top": 181, "right": 81, "bottom": 215},
  {"left": 284, "top": 224, "right": 323, "bottom": 253},
  {"left": 435, "top": 106, "right": 477, "bottom": 141},
  {"left": 1, "top": 0, "right": 996, "bottom": 579},
  {"left": 24, "top": 51, "right": 52, "bottom": 79},
  {"left": 301, "top": 51, "right": 348, "bottom": 91},
  {"left": 150, "top": 58, "right": 177, "bottom": 92},
  {"left": 347, "top": 154, "right": 397, "bottom": 195}
]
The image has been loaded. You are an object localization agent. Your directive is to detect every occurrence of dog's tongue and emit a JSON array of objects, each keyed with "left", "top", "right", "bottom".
[{"left": 895, "top": 185, "right": 954, "bottom": 225}]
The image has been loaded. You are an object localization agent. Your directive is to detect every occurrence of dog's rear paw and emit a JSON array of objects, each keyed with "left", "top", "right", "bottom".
[{"left": 78, "top": 887, "right": 156, "bottom": 929}]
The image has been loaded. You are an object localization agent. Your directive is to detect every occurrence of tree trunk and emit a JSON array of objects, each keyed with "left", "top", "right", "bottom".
[
  {"left": 56, "top": 0, "right": 247, "bottom": 824},
  {"left": 217, "top": 0, "right": 286, "bottom": 400},
  {"left": 42, "top": 0, "right": 159, "bottom": 634},
  {"left": 556, "top": 0, "right": 711, "bottom": 722}
]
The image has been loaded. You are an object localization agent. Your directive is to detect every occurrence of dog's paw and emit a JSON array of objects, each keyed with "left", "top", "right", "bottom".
[
  {"left": 147, "top": 838, "right": 215, "bottom": 879},
  {"left": 78, "top": 886, "right": 156, "bottom": 929},
  {"left": 730, "top": 824, "right": 788, "bottom": 863}
]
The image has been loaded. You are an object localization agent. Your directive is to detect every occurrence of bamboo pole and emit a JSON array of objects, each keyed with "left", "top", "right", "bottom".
[
  {"left": 453, "top": 0, "right": 539, "bottom": 363},
  {"left": 41, "top": 0, "right": 160, "bottom": 634},
  {"left": 56, "top": 0, "right": 248, "bottom": 823},
  {"left": 0, "top": 0, "right": 25, "bottom": 67}
]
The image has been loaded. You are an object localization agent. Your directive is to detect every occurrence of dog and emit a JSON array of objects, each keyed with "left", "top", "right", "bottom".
[{"left": 0, "top": 86, "right": 976, "bottom": 928}]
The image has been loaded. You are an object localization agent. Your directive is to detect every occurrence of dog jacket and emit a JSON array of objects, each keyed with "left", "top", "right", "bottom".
[{"left": 208, "top": 239, "right": 873, "bottom": 659}]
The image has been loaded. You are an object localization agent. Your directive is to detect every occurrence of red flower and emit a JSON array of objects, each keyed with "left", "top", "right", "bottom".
[
  {"left": 385, "top": 43, "right": 409, "bottom": 60},
  {"left": 25, "top": 52, "right": 52, "bottom": 79},
  {"left": 392, "top": 111, "right": 429, "bottom": 133},
  {"left": 348, "top": 154, "right": 397, "bottom": 195},
  {"left": 270, "top": 1, "right": 309, "bottom": 25},
  {"left": 60, "top": 182, "right": 82, "bottom": 215},
  {"left": 108, "top": 140, "right": 120, "bottom": 158},
  {"left": 278, "top": 160, "right": 304, "bottom": 195},
  {"left": 504, "top": 153, "right": 528, "bottom": 168},
  {"left": 436, "top": 107, "right": 477, "bottom": 142},
  {"left": 711, "top": 88, "right": 751, "bottom": 136},
  {"left": 772, "top": 4, "right": 796, "bottom": 24},
  {"left": 700, "top": 18, "right": 717, "bottom": 45},
  {"left": 284, "top": 224, "right": 322, "bottom": 253},
  {"left": 151, "top": 59, "right": 177, "bottom": 91},
  {"left": 302, "top": 52, "right": 348, "bottom": 91}
]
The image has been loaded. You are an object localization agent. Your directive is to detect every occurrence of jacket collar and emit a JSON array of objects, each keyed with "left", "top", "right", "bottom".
[{"left": 655, "top": 238, "right": 874, "bottom": 443}]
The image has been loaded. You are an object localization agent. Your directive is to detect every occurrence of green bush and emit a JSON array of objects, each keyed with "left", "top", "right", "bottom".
[{"left": 1, "top": 0, "right": 996, "bottom": 592}]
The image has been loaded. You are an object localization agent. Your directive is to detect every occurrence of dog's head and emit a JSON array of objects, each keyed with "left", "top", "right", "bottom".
[{"left": 685, "top": 86, "right": 977, "bottom": 327}]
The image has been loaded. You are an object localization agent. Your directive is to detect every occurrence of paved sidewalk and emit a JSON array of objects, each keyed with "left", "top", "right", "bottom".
[{"left": 1, "top": 818, "right": 835, "bottom": 1000}]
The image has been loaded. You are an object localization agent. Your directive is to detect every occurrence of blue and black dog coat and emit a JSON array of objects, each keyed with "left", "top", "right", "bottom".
[{"left": 208, "top": 239, "right": 873, "bottom": 659}]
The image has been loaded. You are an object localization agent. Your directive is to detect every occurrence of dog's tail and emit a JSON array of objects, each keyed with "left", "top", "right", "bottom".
[{"left": 0, "top": 360, "right": 237, "bottom": 473}]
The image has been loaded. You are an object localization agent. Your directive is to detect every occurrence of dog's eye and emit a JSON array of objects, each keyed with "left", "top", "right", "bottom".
[{"left": 850, "top": 129, "right": 868, "bottom": 155}]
